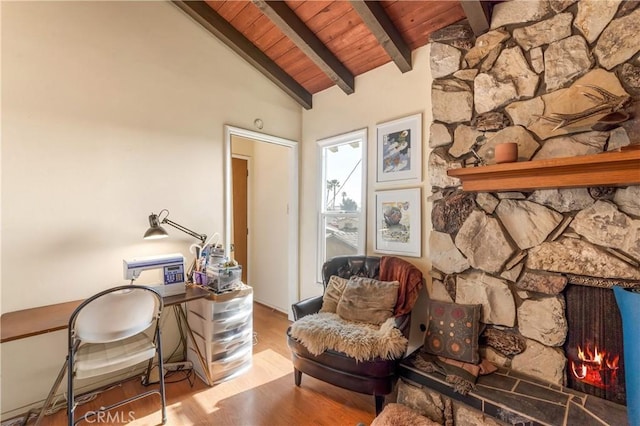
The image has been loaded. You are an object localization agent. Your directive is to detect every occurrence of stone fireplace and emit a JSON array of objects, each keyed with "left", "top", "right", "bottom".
[
  {"left": 428, "top": 190, "right": 639, "bottom": 403},
  {"left": 420, "top": 0, "right": 640, "bottom": 422}
]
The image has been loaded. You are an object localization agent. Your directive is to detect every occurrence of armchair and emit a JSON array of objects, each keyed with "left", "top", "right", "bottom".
[{"left": 287, "top": 255, "right": 423, "bottom": 414}]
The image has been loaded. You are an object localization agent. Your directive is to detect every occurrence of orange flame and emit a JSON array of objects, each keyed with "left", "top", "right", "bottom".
[{"left": 570, "top": 344, "right": 619, "bottom": 389}]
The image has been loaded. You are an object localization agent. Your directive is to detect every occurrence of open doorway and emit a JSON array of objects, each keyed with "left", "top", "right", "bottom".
[{"left": 224, "top": 126, "right": 299, "bottom": 319}]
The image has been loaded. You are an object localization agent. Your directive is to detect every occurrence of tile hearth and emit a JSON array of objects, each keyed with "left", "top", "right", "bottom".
[{"left": 399, "top": 349, "right": 628, "bottom": 426}]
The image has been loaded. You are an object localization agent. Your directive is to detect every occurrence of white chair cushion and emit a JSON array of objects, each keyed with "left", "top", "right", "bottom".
[{"left": 74, "top": 333, "right": 156, "bottom": 379}]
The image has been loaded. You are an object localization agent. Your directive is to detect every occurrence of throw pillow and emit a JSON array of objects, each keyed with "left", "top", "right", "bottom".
[
  {"left": 423, "top": 300, "right": 481, "bottom": 364},
  {"left": 336, "top": 276, "right": 399, "bottom": 325},
  {"left": 319, "top": 275, "right": 349, "bottom": 313}
]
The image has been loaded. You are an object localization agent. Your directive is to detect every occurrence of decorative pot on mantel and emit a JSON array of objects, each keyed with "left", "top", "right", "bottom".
[
  {"left": 613, "top": 286, "right": 640, "bottom": 426},
  {"left": 494, "top": 142, "right": 518, "bottom": 164}
]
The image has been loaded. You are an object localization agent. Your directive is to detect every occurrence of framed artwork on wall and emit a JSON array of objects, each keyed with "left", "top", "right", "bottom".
[
  {"left": 374, "top": 188, "right": 421, "bottom": 257},
  {"left": 376, "top": 113, "right": 422, "bottom": 184}
]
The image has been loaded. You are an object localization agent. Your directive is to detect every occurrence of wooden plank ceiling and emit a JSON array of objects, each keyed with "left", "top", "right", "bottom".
[{"left": 174, "top": 1, "right": 484, "bottom": 109}]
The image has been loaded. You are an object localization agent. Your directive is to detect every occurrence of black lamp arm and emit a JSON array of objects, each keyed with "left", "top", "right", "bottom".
[{"left": 162, "top": 218, "right": 207, "bottom": 244}]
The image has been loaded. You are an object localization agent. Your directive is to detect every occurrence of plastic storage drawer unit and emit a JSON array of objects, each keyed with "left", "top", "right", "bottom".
[
  {"left": 187, "top": 309, "right": 252, "bottom": 340},
  {"left": 188, "top": 345, "right": 252, "bottom": 384},
  {"left": 188, "top": 289, "right": 253, "bottom": 320},
  {"left": 186, "top": 286, "right": 253, "bottom": 386}
]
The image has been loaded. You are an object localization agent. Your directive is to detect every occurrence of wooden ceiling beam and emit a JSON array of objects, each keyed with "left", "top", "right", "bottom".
[
  {"left": 172, "top": 0, "right": 312, "bottom": 109},
  {"left": 252, "top": 0, "right": 355, "bottom": 95},
  {"left": 349, "top": 0, "right": 412, "bottom": 73},
  {"left": 460, "top": 0, "right": 492, "bottom": 36}
]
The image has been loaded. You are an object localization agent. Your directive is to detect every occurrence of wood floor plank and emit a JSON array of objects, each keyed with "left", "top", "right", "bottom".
[{"left": 34, "top": 303, "right": 377, "bottom": 426}]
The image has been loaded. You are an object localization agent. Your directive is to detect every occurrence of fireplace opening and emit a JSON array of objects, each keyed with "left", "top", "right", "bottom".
[{"left": 564, "top": 285, "right": 625, "bottom": 405}]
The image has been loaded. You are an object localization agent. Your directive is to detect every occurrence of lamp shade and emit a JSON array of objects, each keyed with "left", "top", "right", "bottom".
[{"left": 143, "top": 214, "right": 169, "bottom": 240}]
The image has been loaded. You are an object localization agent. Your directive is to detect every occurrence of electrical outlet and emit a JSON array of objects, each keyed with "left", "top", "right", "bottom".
[{"left": 164, "top": 361, "right": 192, "bottom": 371}]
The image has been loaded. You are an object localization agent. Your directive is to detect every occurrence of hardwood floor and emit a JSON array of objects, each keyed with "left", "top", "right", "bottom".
[{"left": 35, "top": 303, "right": 377, "bottom": 426}]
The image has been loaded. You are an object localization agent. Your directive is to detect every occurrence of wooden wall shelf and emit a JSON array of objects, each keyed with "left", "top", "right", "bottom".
[{"left": 446, "top": 147, "right": 640, "bottom": 192}]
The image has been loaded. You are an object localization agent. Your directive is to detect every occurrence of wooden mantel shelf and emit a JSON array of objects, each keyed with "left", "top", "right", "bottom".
[{"left": 447, "top": 147, "right": 640, "bottom": 192}]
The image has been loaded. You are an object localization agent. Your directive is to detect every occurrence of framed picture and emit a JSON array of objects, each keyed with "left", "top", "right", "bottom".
[
  {"left": 376, "top": 113, "right": 422, "bottom": 184},
  {"left": 375, "top": 188, "right": 421, "bottom": 257}
]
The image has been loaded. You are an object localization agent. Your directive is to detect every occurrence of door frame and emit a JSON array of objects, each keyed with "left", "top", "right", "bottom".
[{"left": 224, "top": 125, "right": 299, "bottom": 319}]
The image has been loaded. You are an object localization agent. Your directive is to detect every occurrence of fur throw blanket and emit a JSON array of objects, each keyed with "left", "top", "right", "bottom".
[
  {"left": 371, "top": 403, "right": 442, "bottom": 426},
  {"left": 289, "top": 313, "right": 408, "bottom": 362}
]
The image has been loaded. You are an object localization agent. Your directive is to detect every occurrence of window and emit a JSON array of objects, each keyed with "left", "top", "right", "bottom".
[{"left": 316, "top": 129, "right": 367, "bottom": 282}]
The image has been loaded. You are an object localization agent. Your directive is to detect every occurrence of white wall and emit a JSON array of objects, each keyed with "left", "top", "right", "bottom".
[
  {"left": 301, "top": 45, "right": 434, "bottom": 350},
  {"left": 1, "top": 1, "right": 300, "bottom": 416}
]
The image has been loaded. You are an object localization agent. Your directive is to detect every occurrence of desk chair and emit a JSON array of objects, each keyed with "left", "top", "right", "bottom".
[{"left": 38, "top": 285, "right": 167, "bottom": 425}]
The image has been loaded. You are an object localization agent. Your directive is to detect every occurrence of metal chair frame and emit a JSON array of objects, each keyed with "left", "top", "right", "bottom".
[{"left": 35, "top": 285, "right": 167, "bottom": 425}]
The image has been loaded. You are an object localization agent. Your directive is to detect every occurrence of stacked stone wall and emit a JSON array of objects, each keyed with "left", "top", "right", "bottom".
[{"left": 428, "top": 0, "right": 640, "bottom": 386}]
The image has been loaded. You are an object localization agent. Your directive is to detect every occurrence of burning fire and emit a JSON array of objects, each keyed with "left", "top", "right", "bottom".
[{"left": 570, "top": 344, "right": 619, "bottom": 389}]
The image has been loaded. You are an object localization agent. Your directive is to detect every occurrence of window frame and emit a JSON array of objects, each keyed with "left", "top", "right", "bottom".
[{"left": 316, "top": 128, "right": 367, "bottom": 283}]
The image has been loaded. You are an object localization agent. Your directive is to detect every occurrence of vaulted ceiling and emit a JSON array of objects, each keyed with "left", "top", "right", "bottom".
[{"left": 173, "top": 1, "right": 494, "bottom": 109}]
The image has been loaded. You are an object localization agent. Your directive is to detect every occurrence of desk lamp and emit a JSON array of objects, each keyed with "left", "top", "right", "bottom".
[
  {"left": 144, "top": 209, "right": 222, "bottom": 265},
  {"left": 144, "top": 209, "right": 207, "bottom": 244}
]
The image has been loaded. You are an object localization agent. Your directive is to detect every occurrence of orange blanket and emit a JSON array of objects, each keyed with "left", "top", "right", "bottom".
[{"left": 379, "top": 256, "right": 424, "bottom": 316}]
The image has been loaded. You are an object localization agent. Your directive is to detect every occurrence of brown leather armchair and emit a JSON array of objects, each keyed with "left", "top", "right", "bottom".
[{"left": 287, "top": 255, "right": 422, "bottom": 414}]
